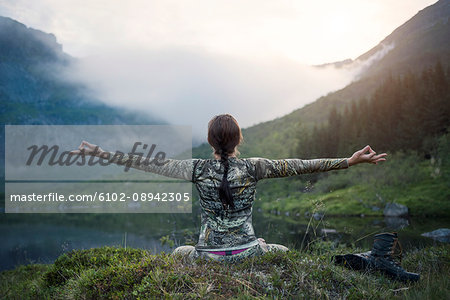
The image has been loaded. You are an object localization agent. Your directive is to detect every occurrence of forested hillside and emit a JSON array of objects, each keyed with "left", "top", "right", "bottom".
[
  {"left": 253, "top": 61, "right": 450, "bottom": 217},
  {"left": 298, "top": 63, "right": 450, "bottom": 159},
  {"left": 191, "top": 1, "right": 450, "bottom": 219}
]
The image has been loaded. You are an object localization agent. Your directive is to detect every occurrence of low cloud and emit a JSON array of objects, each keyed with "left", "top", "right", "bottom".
[
  {"left": 352, "top": 43, "right": 396, "bottom": 79},
  {"left": 64, "top": 46, "right": 390, "bottom": 143}
]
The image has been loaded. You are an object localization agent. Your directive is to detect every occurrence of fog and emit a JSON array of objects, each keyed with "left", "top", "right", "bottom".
[
  {"left": 2, "top": 0, "right": 423, "bottom": 142},
  {"left": 65, "top": 45, "right": 392, "bottom": 143}
]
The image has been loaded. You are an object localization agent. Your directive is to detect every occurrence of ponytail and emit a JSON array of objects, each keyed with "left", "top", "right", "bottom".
[
  {"left": 207, "top": 114, "right": 242, "bottom": 211},
  {"left": 219, "top": 150, "right": 234, "bottom": 210}
]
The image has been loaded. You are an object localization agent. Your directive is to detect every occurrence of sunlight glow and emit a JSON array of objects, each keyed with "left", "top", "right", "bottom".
[{"left": 0, "top": 0, "right": 437, "bottom": 64}]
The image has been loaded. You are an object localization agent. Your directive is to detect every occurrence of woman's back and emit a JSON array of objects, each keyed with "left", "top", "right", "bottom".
[
  {"left": 193, "top": 156, "right": 349, "bottom": 249},
  {"left": 194, "top": 157, "right": 259, "bottom": 249}
]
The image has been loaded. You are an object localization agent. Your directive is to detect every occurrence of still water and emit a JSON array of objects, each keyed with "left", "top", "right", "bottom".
[{"left": 1, "top": 211, "right": 449, "bottom": 271}]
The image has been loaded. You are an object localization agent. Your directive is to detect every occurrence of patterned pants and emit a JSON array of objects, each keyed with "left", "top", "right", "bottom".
[{"left": 172, "top": 238, "right": 289, "bottom": 263}]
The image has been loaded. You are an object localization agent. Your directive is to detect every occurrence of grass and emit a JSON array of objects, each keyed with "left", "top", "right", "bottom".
[
  {"left": 256, "top": 151, "right": 450, "bottom": 217},
  {"left": 0, "top": 243, "right": 448, "bottom": 299}
]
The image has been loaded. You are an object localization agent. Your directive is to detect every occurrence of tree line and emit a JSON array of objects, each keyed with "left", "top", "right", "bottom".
[{"left": 296, "top": 62, "right": 450, "bottom": 158}]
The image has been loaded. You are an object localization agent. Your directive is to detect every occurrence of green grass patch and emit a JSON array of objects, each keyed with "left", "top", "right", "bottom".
[
  {"left": 256, "top": 150, "right": 450, "bottom": 217},
  {"left": 1, "top": 244, "right": 448, "bottom": 299}
]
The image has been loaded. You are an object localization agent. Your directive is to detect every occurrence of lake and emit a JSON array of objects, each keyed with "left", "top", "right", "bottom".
[{"left": 1, "top": 210, "right": 449, "bottom": 271}]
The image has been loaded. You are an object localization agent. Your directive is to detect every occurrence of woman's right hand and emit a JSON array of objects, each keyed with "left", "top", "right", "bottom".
[{"left": 70, "top": 141, "right": 106, "bottom": 157}]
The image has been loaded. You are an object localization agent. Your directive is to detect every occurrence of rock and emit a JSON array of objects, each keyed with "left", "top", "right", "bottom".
[
  {"left": 383, "top": 202, "right": 408, "bottom": 217},
  {"left": 421, "top": 228, "right": 450, "bottom": 243}
]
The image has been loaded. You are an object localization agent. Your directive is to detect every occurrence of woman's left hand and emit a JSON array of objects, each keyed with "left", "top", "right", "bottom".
[{"left": 347, "top": 145, "right": 387, "bottom": 166}]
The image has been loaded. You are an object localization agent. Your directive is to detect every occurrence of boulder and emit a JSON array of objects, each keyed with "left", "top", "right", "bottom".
[
  {"left": 421, "top": 228, "right": 450, "bottom": 243},
  {"left": 383, "top": 202, "right": 408, "bottom": 217}
]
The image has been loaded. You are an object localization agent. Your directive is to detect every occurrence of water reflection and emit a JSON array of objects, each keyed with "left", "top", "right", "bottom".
[
  {"left": 253, "top": 213, "right": 449, "bottom": 252},
  {"left": 384, "top": 216, "right": 409, "bottom": 229},
  {"left": 0, "top": 223, "right": 172, "bottom": 271}
]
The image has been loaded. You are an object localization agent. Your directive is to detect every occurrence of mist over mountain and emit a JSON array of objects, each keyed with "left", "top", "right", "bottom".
[
  {"left": 0, "top": 7, "right": 413, "bottom": 145},
  {"left": 317, "top": 0, "right": 449, "bottom": 78},
  {"left": 1, "top": 0, "right": 448, "bottom": 160},
  {"left": 194, "top": 0, "right": 450, "bottom": 159},
  {"left": 67, "top": 47, "right": 366, "bottom": 143},
  {"left": 0, "top": 16, "right": 164, "bottom": 180},
  {"left": 0, "top": 16, "right": 162, "bottom": 125}
]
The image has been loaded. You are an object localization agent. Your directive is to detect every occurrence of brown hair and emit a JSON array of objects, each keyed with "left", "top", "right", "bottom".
[{"left": 207, "top": 114, "right": 243, "bottom": 210}]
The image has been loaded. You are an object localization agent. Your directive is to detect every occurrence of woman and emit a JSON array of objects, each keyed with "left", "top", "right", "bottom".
[{"left": 72, "top": 114, "right": 387, "bottom": 263}]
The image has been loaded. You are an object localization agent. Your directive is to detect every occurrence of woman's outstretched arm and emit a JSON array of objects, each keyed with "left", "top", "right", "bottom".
[
  {"left": 70, "top": 141, "right": 197, "bottom": 181},
  {"left": 249, "top": 145, "right": 387, "bottom": 180}
]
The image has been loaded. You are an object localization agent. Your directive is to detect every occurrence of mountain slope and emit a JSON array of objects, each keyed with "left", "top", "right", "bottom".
[
  {"left": 0, "top": 16, "right": 165, "bottom": 183},
  {"left": 359, "top": 0, "right": 450, "bottom": 78},
  {"left": 194, "top": 0, "right": 450, "bottom": 159},
  {"left": 0, "top": 16, "right": 162, "bottom": 125}
]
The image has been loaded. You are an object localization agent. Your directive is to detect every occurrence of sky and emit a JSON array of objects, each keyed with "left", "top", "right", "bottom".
[{"left": 0, "top": 0, "right": 438, "bottom": 141}]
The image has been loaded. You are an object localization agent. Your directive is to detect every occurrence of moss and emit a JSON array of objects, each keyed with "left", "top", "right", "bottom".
[
  {"left": 0, "top": 264, "right": 51, "bottom": 299},
  {"left": 1, "top": 244, "right": 448, "bottom": 299}
]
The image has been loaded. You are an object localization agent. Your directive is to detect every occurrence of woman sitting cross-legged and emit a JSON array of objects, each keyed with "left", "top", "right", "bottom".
[{"left": 73, "top": 114, "right": 387, "bottom": 264}]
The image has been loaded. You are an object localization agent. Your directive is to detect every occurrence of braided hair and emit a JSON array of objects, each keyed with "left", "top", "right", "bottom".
[{"left": 207, "top": 114, "right": 243, "bottom": 210}]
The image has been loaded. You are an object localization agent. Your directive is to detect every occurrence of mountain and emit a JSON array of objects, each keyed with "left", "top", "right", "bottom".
[
  {"left": 0, "top": 16, "right": 165, "bottom": 185},
  {"left": 358, "top": 0, "right": 450, "bottom": 78},
  {"left": 194, "top": 0, "right": 450, "bottom": 159},
  {"left": 0, "top": 16, "right": 162, "bottom": 125}
]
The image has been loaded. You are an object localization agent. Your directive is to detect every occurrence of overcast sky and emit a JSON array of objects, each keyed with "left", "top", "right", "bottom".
[
  {"left": 0, "top": 0, "right": 436, "bottom": 63},
  {"left": 0, "top": 0, "right": 437, "bottom": 141}
]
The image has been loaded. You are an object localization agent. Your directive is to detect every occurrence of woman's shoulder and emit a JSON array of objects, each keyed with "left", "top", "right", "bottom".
[
  {"left": 192, "top": 157, "right": 268, "bottom": 170},
  {"left": 193, "top": 157, "right": 257, "bottom": 170},
  {"left": 239, "top": 157, "right": 272, "bottom": 165}
]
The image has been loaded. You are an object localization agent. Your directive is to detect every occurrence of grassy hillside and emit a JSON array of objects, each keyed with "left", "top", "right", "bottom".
[
  {"left": 255, "top": 151, "right": 450, "bottom": 218},
  {"left": 1, "top": 244, "right": 448, "bottom": 299}
]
